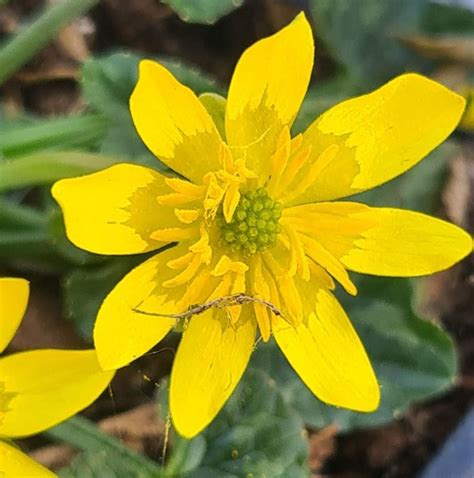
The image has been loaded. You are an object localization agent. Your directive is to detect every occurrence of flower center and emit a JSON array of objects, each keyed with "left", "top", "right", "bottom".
[{"left": 217, "top": 188, "right": 282, "bottom": 255}]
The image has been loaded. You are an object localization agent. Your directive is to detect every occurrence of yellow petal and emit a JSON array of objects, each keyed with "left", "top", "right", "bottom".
[
  {"left": 340, "top": 207, "right": 473, "bottom": 276},
  {"left": 130, "top": 60, "right": 223, "bottom": 182},
  {"left": 285, "top": 74, "right": 465, "bottom": 205},
  {"left": 0, "top": 278, "right": 29, "bottom": 353},
  {"left": 52, "top": 163, "right": 181, "bottom": 255},
  {"left": 273, "top": 288, "right": 379, "bottom": 411},
  {"left": 170, "top": 308, "right": 256, "bottom": 438},
  {"left": 225, "top": 13, "right": 314, "bottom": 179},
  {"left": 285, "top": 202, "right": 473, "bottom": 276},
  {"left": 0, "top": 441, "right": 56, "bottom": 477},
  {"left": 94, "top": 246, "right": 193, "bottom": 370},
  {"left": 0, "top": 350, "right": 114, "bottom": 438}
]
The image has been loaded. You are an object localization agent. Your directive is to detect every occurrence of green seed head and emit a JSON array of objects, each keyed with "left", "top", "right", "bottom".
[{"left": 218, "top": 188, "right": 281, "bottom": 255}]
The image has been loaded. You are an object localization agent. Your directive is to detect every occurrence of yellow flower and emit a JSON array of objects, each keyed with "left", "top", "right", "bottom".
[
  {"left": 459, "top": 87, "right": 474, "bottom": 131},
  {"left": 52, "top": 13, "right": 472, "bottom": 438},
  {"left": 0, "top": 278, "right": 114, "bottom": 476}
]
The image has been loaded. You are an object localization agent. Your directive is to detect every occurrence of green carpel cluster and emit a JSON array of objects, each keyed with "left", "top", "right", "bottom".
[{"left": 218, "top": 188, "right": 282, "bottom": 255}]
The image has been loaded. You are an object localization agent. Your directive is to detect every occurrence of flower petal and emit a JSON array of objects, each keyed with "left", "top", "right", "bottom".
[
  {"left": 284, "top": 202, "right": 473, "bottom": 276},
  {"left": 0, "top": 350, "right": 114, "bottom": 438},
  {"left": 130, "top": 60, "right": 223, "bottom": 182},
  {"left": 94, "top": 246, "right": 191, "bottom": 371},
  {"left": 225, "top": 13, "right": 314, "bottom": 178},
  {"left": 0, "top": 441, "right": 55, "bottom": 477},
  {"left": 284, "top": 74, "right": 465, "bottom": 205},
  {"left": 170, "top": 307, "right": 256, "bottom": 438},
  {"left": 273, "top": 288, "right": 379, "bottom": 411},
  {"left": 52, "top": 163, "right": 180, "bottom": 255},
  {"left": 0, "top": 278, "right": 29, "bottom": 353}
]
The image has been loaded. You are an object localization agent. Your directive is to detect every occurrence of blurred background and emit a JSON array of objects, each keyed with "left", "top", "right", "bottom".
[{"left": 0, "top": 0, "right": 473, "bottom": 476}]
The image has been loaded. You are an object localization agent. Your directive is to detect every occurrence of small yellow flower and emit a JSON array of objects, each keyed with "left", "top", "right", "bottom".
[
  {"left": 0, "top": 278, "right": 114, "bottom": 476},
  {"left": 53, "top": 13, "right": 472, "bottom": 438}
]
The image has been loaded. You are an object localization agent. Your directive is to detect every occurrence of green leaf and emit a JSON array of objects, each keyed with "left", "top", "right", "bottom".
[
  {"left": 0, "top": 114, "right": 107, "bottom": 159},
  {"left": 161, "top": 369, "right": 309, "bottom": 477},
  {"left": 251, "top": 277, "right": 456, "bottom": 431},
  {"left": 161, "top": 0, "right": 245, "bottom": 25},
  {"left": 0, "top": 151, "right": 120, "bottom": 192},
  {"left": 0, "top": 207, "right": 100, "bottom": 271},
  {"left": 421, "top": 2, "right": 474, "bottom": 34},
  {"left": 309, "top": 0, "right": 431, "bottom": 87},
  {"left": 0, "top": 229, "right": 55, "bottom": 261},
  {"left": 81, "top": 52, "right": 222, "bottom": 163},
  {"left": 0, "top": 0, "right": 99, "bottom": 86},
  {"left": 0, "top": 198, "right": 47, "bottom": 229},
  {"left": 63, "top": 256, "right": 144, "bottom": 339},
  {"left": 47, "top": 416, "right": 163, "bottom": 478},
  {"left": 199, "top": 93, "right": 226, "bottom": 140}
]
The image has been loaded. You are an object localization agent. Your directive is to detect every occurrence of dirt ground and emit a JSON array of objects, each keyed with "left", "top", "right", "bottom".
[{"left": 1, "top": 1, "right": 473, "bottom": 477}]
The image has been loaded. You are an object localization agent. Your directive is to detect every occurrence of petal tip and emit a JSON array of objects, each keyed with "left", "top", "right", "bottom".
[
  {"left": 291, "top": 11, "right": 314, "bottom": 47},
  {"left": 361, "top": 381, "right": 381, "bottom": 412},
  {"left": 169, "top": 391, "right": 209, "bottom": 439},
  {"left": 171, "top": 416, "right": 202, "bottom": 440},
  {"left": 398, "top": 72, "right": 466, "bottom": 118},
  {"left": 94, "top": 330, "right": 132, "bottom": 372}
]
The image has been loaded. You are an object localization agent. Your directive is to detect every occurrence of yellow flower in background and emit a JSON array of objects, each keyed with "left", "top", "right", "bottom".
[
  {"left": 53, "top": 13, "right": 472, "bottom": 438},
  {"left": 459, "top": 87, "right": 474, "bottom": 131},
  {"left": 0, "top": 278, "right": 115, "bottom": 477}
]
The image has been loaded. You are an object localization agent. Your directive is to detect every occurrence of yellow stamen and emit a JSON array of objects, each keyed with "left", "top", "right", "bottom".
[
  {"left": 251, "top": 256, "right": 272, "bottom": 342},
  {"left": 290, "top": 133, "right": 303, "bottom": 153},
  {"left": 228, "top": 271, "right": 246, "bottom": 324},
  {"left": 175, "top": 209, "right": 201, "bottom": 224},
  {"left": 275, "top": 145, "right": 312, "bottom": 196},
  {"left": 231, "top": 270, "right": 247, "bottom": 295},
  {"left": 233, "top": 158, "right": 257, "bottom": 180},
  {"left": 281, "top": 144, "right": 339, "bottom": 203},
  {"left": 162, "top": 254, "right": 202, "bottom": 288},
  {"left": 223, "top": 181, "right": 241, "bottom": 223},
  {"left": 176, "top": 269, "right": 215, "bottom": 311},
  {"left": 298, "top": 233, "right": 357, "bottom": 296},
  {"left": 150, "top": 227, "right": 196, "bottom": 242},
  {"left": 157, "top": 193, "right": 198, "bottom": 206},
  {"left": 203, "top": 172, "right": 227, "bottom": 220},
  {"left": 167, "top": 252, "right": 194, "bottom": 269},
  {"left": 276, "top": 274, "right": 303, "bottom": 326},
  {"left": 308, "top": 260, "right": 336, "bottom": 290},
  {"left": 212, "top": 255, "right": 248, "bottom": 276},
  {"left": 283, "top": 225, "right": 310, "bottom": 281},
  {"left": 262, "top": 262, "right": 281, "bottom": 309},
  {"left": 209, "top": 255, "right": 247, "bottom": 323},
  {"left": 220, "top": 143, "right": 234, "bottom": 172},
  {"left": 267, "top": 126, "right": 291, "bottom": 195},
  {"left": 211, "top": 255, "right": 232, "bottom": 276},
  {"left": 262, "top": 250, "right": 286, "bottom": 276},
  {"left": 165, "top": 178, "right": 204, "bottom": 196},
  {"left": 189, "top": 225, "right": 212, "bottom": 264},
  {"left": 208, "top": 273, "right": 232, "bottom": 300},
  {"left": 254, "top": 303, "right": 271, "bottom": 342}
]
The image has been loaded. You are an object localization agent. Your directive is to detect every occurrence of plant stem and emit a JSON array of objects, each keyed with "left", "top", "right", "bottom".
[{"left": 0, "top": 0, "right": 99, "bottom": 85}]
